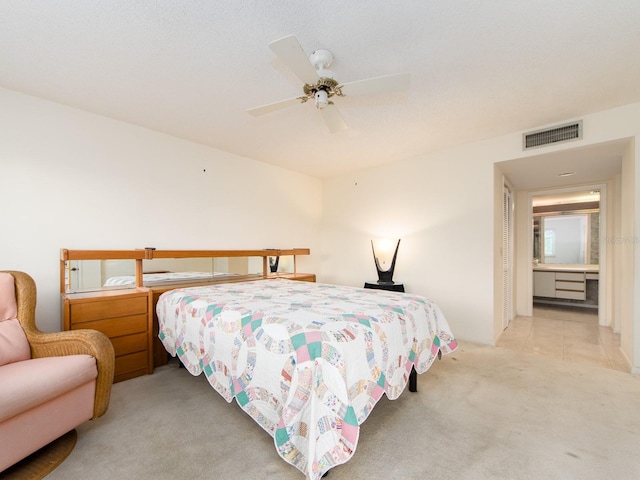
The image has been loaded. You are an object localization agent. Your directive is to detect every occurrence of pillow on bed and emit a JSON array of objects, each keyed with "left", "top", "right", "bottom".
[{"left": 0, "top": 273, "right": 31, "bottom": 366}]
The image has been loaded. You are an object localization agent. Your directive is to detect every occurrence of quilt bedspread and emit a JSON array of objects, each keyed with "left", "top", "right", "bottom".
[{"left": 157, "top": 279, "right": 457, "bottom": 479}]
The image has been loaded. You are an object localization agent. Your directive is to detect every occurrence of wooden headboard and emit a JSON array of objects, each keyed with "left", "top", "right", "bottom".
[
  {"left": 60, "top": 247, "right": 311, "bottom": 293},
  {"left": 60, "top": 248, "right": 314, "bottom": 379}
]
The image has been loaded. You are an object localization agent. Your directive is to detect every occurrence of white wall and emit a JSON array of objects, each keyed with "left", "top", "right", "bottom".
[
  {"left": 0, "top": 87, "right": 322, "bottom": 332},
  {"left": 321, "top": 141, "right": 496, "bottom": 344}
]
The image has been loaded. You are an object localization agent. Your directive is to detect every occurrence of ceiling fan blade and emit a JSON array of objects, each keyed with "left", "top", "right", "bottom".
[
  {"left": 319, "top": 103, "right": 347, "bottom": 133},
  {"left": 246, "top": 96, "right": 306, "bottom": 116},
  {"left": 339, "top": 72, "right": 411, "bottom": 97},
  {"left": 268, "top": 35, "right": 319, "bottom": 85}
]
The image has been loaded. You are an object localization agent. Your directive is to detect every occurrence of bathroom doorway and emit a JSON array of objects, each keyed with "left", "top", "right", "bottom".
[{"left": 531, "top": 188, "right": 601, "bottom": 317}]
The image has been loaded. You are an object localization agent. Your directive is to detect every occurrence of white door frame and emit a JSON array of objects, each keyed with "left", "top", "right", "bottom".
[{"left": 503, "top": 180, "right": 514, "bottom": 329}]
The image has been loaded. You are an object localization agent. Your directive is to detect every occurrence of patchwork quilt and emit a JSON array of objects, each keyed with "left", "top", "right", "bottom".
[{"left": 157, "top": 279, "right": 457, "bottom": 479}]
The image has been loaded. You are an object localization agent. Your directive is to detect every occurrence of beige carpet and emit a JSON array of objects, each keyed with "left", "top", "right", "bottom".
[
  {"left": 1, "top": 429, "right": 76, "bottom": 480},
  {"left": 45, "top": 342, "right": 640, "bottom": 479}
]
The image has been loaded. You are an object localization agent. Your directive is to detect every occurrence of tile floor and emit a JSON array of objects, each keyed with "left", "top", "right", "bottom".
[{"left": 497, "top": 303, "right": 630, "bottom": 372}]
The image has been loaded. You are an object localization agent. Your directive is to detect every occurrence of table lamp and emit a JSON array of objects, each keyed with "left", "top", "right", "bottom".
[{"left": 371, "top": 238, "right": 400, "bottom": 284}]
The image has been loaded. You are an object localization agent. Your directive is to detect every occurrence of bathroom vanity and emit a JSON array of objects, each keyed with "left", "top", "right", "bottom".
[{"left": 533, "top": 264, "right": 599, "bottom": 308}]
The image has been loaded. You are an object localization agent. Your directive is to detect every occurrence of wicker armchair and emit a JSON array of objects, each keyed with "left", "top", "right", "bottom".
[{"left": 3, "top": 270, "right": 115, "bottom": 419}]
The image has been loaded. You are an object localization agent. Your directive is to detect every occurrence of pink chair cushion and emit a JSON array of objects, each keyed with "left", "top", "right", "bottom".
[
  {"left": 0, "top": 354, "right": 97, "bottom": 423},
  {"left": 0, "top": 273, "right": 30, "bottom": 367}
]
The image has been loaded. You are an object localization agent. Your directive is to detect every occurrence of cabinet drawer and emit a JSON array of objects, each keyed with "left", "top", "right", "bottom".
[
  {"left": 555, "top": 289, "right": 586, "bottom": 300},
  {"left": 555, "top": 280, "right": 584, "bottom": 291},
  {"left": 71, "top": 314, "right": 148, "bottom": 338},
  {"left": 115, "top": 351, "right": 148, "bottom": 376},
  {"left": 555, "top": 272, "right": 584, "bottom": 282},
  {"left": 70, "top": 296, "right": 148, "bottom": 323},
  {"left": 111, "top": 332, "right": 148, "bottom": 357}
]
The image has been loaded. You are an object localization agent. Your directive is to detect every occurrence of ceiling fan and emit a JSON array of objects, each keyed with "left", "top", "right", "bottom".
[{"left": 246, "top": 35, "right": 411, "bottom": 133}]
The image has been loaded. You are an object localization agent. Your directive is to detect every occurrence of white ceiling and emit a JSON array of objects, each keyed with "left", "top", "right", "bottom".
[{"left": 1, "top": 1, "right": 640, "bottom": 179}]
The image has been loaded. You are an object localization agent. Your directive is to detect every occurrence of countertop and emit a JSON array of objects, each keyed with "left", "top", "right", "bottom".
[{"left": 533, "top": 264, "right": 599, "bottom": 273}]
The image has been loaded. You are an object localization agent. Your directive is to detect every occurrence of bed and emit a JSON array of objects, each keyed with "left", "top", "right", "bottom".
[{"left": 156, "top": 279, "right": 457, "bottom": 480}]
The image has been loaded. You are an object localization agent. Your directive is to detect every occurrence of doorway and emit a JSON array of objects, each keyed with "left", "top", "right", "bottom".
[
  {"left": 495, "top": 137, "right": 635, "bottom": 372},
  {"left": 529, "top": 184, "right": 606, "bottom": 326},
  {"left": 497, "top": 182, "right": 627, "bottom": 371}
]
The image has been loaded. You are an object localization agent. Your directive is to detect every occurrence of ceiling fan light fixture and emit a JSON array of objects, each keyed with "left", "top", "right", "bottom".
[{"left": 315, "top": 89, "right": 329, "bottom": 109}]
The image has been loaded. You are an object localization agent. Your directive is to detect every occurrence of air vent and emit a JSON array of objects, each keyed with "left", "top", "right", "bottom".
[{"left": 523, "top": 121, "right": 582, "bottom": 150}]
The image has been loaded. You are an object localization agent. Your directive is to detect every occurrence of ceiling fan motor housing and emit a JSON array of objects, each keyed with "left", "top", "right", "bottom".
[
  {"left": 310, "top": 49, "right": 336, "bottom": 79},
  {"left": 309, "top": 49, "right": 333, "bottom": 69}
]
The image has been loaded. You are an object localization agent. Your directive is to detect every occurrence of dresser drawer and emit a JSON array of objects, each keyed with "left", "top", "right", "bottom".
[
  {"left": 71, "top": 314, "right": 148, "bottom": 338},
  {"left": 115, "top": 351, "right": 149, "bottom": 378},
  {"left": 69, "top": 296, "right": 148, "bottom": 324},
  {"left": 111, "top": 332, "right": 148, "bottom": 356}
]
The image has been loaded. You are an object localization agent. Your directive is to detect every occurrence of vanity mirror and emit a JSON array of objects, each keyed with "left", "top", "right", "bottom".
[{"left": 532, "top": 191, "right": 600, "bottom": 266}]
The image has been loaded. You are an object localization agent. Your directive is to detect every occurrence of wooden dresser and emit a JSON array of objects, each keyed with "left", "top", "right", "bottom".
[{"left": 62, "top": 288, "right": 153, "bottom": 383}]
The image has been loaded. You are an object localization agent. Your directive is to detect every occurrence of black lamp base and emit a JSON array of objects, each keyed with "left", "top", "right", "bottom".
[
  {"left": 375, "top": 269, "right": 396, "bottom": 284},
  {"left": 364, "top": 281, "right": 405, "bottom": 292}
]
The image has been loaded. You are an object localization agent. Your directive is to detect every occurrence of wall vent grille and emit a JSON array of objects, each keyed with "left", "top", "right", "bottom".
[{"left": 523, "top": 121, "right": 582, "bottom": 150}]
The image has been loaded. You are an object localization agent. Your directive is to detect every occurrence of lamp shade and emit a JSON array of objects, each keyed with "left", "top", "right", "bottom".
[{"left": 371, "top": 238, "right": 400, "bottom": 284}]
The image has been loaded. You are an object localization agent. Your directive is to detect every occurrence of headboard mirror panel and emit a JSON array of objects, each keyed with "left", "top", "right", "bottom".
[
  {"left": 61, "top": 249, "right": 306, "bottom": 294},
  {"left": 66, "top": 259, "right": 138, "bottom": 292}
]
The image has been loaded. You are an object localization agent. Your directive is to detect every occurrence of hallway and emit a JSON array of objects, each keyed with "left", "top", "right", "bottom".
[{"left": 497, "top": 304, "right": 629, "bottom": 372}]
